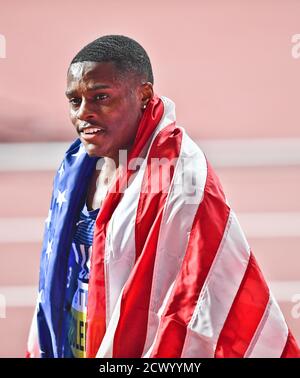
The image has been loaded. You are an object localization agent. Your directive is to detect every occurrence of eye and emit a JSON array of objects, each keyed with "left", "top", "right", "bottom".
[
  {"left": 94, "top": 94, "right": 109, "bottom": 101},
  {"left": 69, "top": 98, "right": 81, "bottom": 106}
]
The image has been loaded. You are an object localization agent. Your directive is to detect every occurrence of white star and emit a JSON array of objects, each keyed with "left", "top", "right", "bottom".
[
  {"left": 46, "top": 239, "right": 53, "bottom": 259},
  {"left": 58, "top": 162, "right": 64, "bottom": 178},
  {"left": 66, "top": 266, "right": 72, "bottom": 288},
  {"left": 45, "top": 209, "right": 52, "bottom": 229},
  {"left": 56, "top": 189, "right": 67, "bottom": 209},
  {"left": 72, "top": 143, "right": 85, "bottom": 160},
  {"left": 37, "top": 289, "right": 44, "bottom": 304}
]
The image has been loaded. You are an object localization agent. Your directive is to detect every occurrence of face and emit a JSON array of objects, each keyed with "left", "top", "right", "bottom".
[{"left": 66, "top": 61, "right": 152, "bottom": 162}]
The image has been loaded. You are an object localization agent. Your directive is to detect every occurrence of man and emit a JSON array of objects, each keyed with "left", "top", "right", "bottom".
[{"left": 27, "top": 35, "right": 300, "bottom": 358}]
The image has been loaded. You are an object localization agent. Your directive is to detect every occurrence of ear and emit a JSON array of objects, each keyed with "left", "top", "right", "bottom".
[{"left": 139, "top": 82, "right": 154, "bottom": 110}]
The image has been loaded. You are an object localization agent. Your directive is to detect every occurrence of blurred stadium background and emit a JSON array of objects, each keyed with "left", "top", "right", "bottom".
[{"left": 0, "top": 0, "right": 299, "bottom": 357}]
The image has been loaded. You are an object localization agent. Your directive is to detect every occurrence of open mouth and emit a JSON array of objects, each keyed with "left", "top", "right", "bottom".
[{"left": 81, "top": 127, "right": 104, "bottom": 135}]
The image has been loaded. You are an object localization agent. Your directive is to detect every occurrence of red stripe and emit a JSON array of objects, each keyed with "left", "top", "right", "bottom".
[
  {"left": 112, "top": 124, "right": 182, "bottom": 357},
  {"left": 150, "top": 163, "right": 230, "bottom": 357},
  {"left": 214, "top": 253, "right": 269, "bottom": 357},
  {"left": 86, "top": 95, "right": 164, "bottom": 358},
  {"left": 281, "top": 331, "right": 300, "bottom": 358}
]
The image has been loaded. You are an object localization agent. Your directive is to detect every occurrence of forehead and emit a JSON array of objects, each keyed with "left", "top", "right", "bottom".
[{"left": 67, "top": 61, "right": 124, "bottom": 90}]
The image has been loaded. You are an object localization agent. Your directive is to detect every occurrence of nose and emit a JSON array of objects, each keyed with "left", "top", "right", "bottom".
[{"left": 76, "top": 99, "right": 97, "bottom": 122}]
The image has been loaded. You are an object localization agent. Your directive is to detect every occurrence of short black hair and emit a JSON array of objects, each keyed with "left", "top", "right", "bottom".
[{"left": 71, "top": 35, "right": 154, "bottom": 84}]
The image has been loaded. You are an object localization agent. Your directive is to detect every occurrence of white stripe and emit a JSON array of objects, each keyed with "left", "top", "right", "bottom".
[
  {"left": 72, "top": 243, "right": 79, "bottom": 264},
  {"left": 2, "top": 212, "right": 299, "bottom": 243},
  {"left": 142, "top": 130, "right": 208, "bottom": 356},
  {"left": 143, "top": 281, "right": 176, "bottom": 358},
  {"left": 96, "top": 287, "right": 124, "bottom": 357},
  {"left": 0, "top": 142, "right": 69, "bottom": 171},
  {"left": 269, "top": 281, "right": 300, "bottom": 302},
  {"left": 0, "top": 217, "right": 45, "bottom": 242},
  {"left": 79, "top": 244, "right": 86, "bottom": 269},
  {"left": 182, "top": 211, "right": 251, "bottom": 357},
  {"left": 0, "top": 286, "right": 37, "bottom": 307},
  {"left": 199, "top": 138, "right": 300, "bottom": 167},
  {"left": 245, "top": 294, "right": 289, "bottom": 357},
  {"left": 238, "top": 212, "right": 300, "bottom": 238},
  {"left": 1, "top": 138, "right": 300, "bottom": 171},
  {"left": 104, "top": 161, "right": 145, "bottom": 324}
]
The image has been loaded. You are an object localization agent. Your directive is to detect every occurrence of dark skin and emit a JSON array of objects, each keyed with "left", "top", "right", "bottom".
[
  {"left": 66, "top": 61, "right": 153, "bottom": 163},
  {"left": 66, "top": 61, "right": 154, "bottom": 209}
]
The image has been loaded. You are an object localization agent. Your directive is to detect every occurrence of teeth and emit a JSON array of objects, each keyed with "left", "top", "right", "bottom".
[{"left": 82, "top": 128, "right": 102, "bottom": 134}]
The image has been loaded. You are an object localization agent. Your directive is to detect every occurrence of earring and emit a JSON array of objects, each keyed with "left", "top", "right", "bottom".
[{"left": 142, "top": 104, "right": 147, "bottom": 109}]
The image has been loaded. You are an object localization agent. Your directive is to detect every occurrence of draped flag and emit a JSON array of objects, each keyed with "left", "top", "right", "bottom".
[{"left": 27, "top": 95, "right": 300, "bottom": 358}]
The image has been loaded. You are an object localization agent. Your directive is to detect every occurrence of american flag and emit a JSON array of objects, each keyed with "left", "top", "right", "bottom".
[{"left": 28, "top": 95, "right": 300, "bottom": 358}]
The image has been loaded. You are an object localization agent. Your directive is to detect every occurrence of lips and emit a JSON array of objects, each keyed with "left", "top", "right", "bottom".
[
  {"left": 78, "top": 123, "right": 106, "bottom": 141},
  {"left": 81, "top": 127, "right": 103, "bottom": 135},
  {"left": 79, "top": 125, "right": 106, "bottom": 142}
]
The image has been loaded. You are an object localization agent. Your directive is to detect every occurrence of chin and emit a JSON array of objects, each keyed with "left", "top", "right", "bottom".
[{"left": 83, "top": 143, "right": 104, "bottom": 158}]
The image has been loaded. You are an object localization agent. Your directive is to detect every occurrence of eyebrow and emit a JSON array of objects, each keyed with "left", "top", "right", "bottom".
[{"left": 65, "top": 83, "right": 111, "bottom": 97}]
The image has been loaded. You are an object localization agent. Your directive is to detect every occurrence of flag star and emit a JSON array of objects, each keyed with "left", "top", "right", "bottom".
[
  {"left": 46, "top": 239, "right": 53, "bottom": 259},
  {"left": 72, "top": 143, "right": 85, "bottom": 160},
  {"left": 58, "top": 162, "right": 65, "bottom": 178},
  {"left": 56, "top": 189, "right": 67, "bottom": 209},
  {"left": 37, "top": 289, "right": 44, "bottom": 304},
  {"left": 45, "top": 209, "right": 52, "bottom": 229},
  {"left": 66, "top": 266, "right": 72, "bottom": 288}
]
